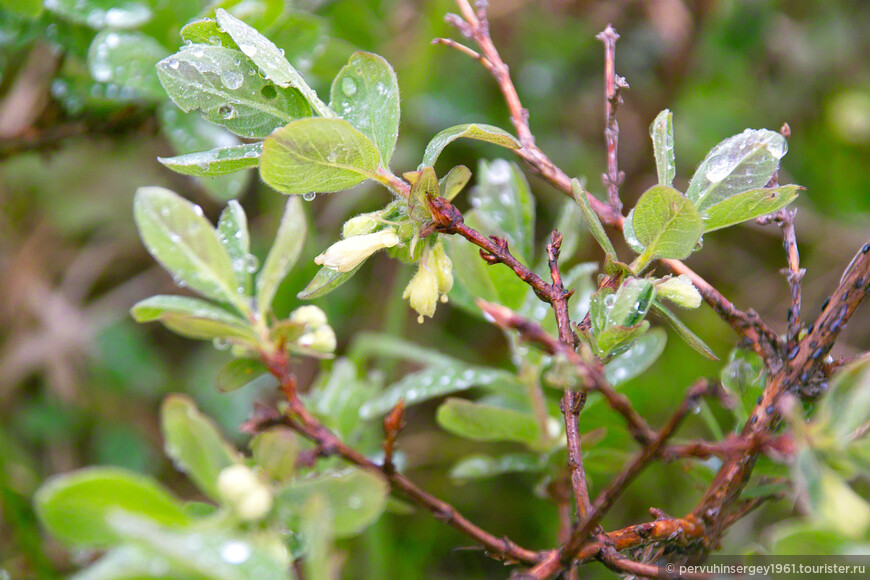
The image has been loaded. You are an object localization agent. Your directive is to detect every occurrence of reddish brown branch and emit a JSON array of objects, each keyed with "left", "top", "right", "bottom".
[
  {"left": 253, "top": 350, "right": 539, "bottom": 565},
  {"left": 596, "top": 25, "right": 627, "bottom": 212}
]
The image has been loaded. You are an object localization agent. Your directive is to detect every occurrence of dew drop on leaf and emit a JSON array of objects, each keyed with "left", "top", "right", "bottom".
[
  {"left": 341, "top": 76, "right": 358, "bottom": 96},
  {"left": 303, "top": 192, "right": 316, "bottom": 201}
]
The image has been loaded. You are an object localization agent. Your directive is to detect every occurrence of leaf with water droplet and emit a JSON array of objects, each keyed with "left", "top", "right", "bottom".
[
  {"left": 651, "top": 300, "right": 717, "bottom": 360},
  {"left": 260, "top": 117, "right": 381, "bottom": 195},
  {"left": 161, "top": 394, "right": 244, "bottom": 501},
  {"left": 108, "top": 513, "right": 289, "bottom": 579},
  {"left": 650, "top": 109, "right": 676, "bottom": 187},
  {"left": 359, "top": 364, "right": 522, "bottom": 420},
  {"left": 133, "top": 187, "right": 248, "bottom": 311},
  {"left": 436, "top": 398, "right": 542, "bottom": 446},
  {"left": 216, "top": 200, "right": 251, "bottom": 293},
  {"left": 87, "top": 29, "right": 167, "bottom": 100},
  {"left": 702, "top": 184, "right": 801, "bottom": 232},
  {"left": 421, "top": 123, "right": 521, "bottom": 168},
  {"left": 686, "top": 128, "right": 788, "bottom": 210},
  {"left": 630, "top": 185, "right": 703, "bottom": 263},
  {"left": 131, "top": 295, "right": 259, "bottom": 344},
  {"left": 622, "top": 207, "right": 645, "bottom": 253},
  {"left": 604, "top": 327, "right": 667, "bottom": 385},
  {"left": 158, "top": 105, "right": 251, "bottom": 202},
  {"left": 215, "top": 8, "right": 332, "bottom": 117},
  {"left": 297, "top": 263, "right": 362, "bottom": 299},
  {"left": 34, "top": 467, "right": 190, "bottom": 548},
  {"left": 181, "top": 18, "right": 239, "bottom": 49},
  {"left": 250, "top": 427, "right": 298, "bottom": 484},
  {"left": 159, "top": 142, "right": 262, "bottom": 178},
  {"left": 276, "top": 468, "right": 388, "bottom": 537},
  {"left": 157, "top": 45, "right": 311, "bottom": 138},
  {"left": 256, "top": 196, "right": 306, "bottom": 314},
  {"left": 330, "top": 51, "right": 400, "bottom": 164},
  {"left": 45, "top": 0, "right": 152, "bottom": 29}
]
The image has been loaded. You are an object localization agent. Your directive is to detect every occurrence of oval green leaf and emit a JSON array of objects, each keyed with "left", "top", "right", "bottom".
[
  {"left": 421, "top": 123, "right": 520, "bottom": 168},
  {"left": 631, "top": 185, "right": 703, "bottom": 261},
  {"left": 256, "top": 196, "right": 306, "bottom": 314},
  {"left": 436, "top": 398, "right": 541, "bottom": 445},
  {"left": 702, "top": 184, "right": 801, "bottom": 232}
]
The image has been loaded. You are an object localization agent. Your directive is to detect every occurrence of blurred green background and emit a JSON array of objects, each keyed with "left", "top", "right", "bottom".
[{"left": 2, "top": 0, "right": 870, "bottom": 577}]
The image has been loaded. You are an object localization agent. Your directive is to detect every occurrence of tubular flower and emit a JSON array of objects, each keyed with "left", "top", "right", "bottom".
[{"left": 314, "top": 229, "right": 399, "bottom": 272}]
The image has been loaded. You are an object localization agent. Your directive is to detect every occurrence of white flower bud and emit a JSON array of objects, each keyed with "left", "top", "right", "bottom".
[
  {"left": 314, "top": 229, "right": 399, "bottom": 272},
  {"left": 341, "top": 211, "right": 381, "bottom": 238},
  {"left": 289, "top": 305, "right": 328, "bottom": 328},
  {"left": 217, "top": 465, "right": 273, "bottom": 521},
  {"left": 656, "top": 274, "right": 702, "bottom": 309},
  {"left": 403, "top": 262, "right": 439, "bottom": 323},
  {"left": 307, "top": 325, "right": 337, "bottom": 353}
]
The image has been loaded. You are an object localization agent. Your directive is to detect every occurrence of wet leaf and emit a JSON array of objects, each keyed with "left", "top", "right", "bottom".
[
  {"left": 650, "top": 109, "right": 675, "bottom": 187},
  {"left": 436, "top": 398, "right": 541, "bottom": 445},
  {"left": 250, "top": 428, "right": 298, "bottom": 484},
  {"left": 468, "top": 159, "right": 535, "bottom": 262},
  {"left": 450, "top": 453, "right": 546, "bottom": 482},
  {"left": 156, "top": 45, "right": 311, "bottom": 139},
  {"left": 604, "top": 327, "right": 667, "bottom": 385},
  {"left": 297, "top": 264, "right": 361, "bottom": 299},
  {"left": 45, "top": 0, "right": 152, "bottom": 29},
  {"left": 687, "top": 128, "right": 788, "bottom": 210},
  {"left": 651, "top": 301, "right": 717, "bottom": 360},
  {"left": 160, "top": 395, "right": 244, "bottom": 500},
  {"left": 330, "top": 51, "right": 400, "bottom": 164},
  {"left": 260, "top": 117, "right": 380, "bottom": 195},
  {"left": 215, "top": 358, "right": 268, "bottom": 393},
  {"left": 571, "top": 178, "right": 615, "bottom": 257},
  {"left": 256, "top": 196, "right": 306, "bottom": 313},
  {"left": 630, "top": 185, "right": 703, "bottom": 262},
  {"left": 216, "top": 201, "right": 252, "bottom": 294},
  {"left": 421, "top": 123, "right": 520, "bottom": 168},
  {"left": 159, "top": 142, "right": 262, "bottom": 178},
  {"left": 130, "top": 295, "right": 259, "bottom": 344},
  {"left": 87, "top": 30, "right": 167, "bottom": 100},
  {"left": 133, "top": 188, "right": 246, "bottom": 310},
  {"left": 702, "top": 185, "right": 801, "bottom": 232},
  {"left": 35, "top": 467, "right": 190, "bottom": 548}
]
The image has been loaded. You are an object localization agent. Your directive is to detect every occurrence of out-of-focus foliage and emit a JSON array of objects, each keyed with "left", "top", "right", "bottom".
[{"left": 2, "top": 1, "right": 870, "bottom": 578}]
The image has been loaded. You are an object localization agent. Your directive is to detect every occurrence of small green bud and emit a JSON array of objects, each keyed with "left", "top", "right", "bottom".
[
  {"left": 403, "top": 262, "right": 439, "bottom": 323},
  {"left": 341, "top": 211, "right": 382, "bottom": 238},
  {"left": 315, "top": 229, "right": 399, "bottom": 272},
  {"left": 656, "top": 274, "right": 702, "bottom": 309},
  {"left": 299, "top": 325, "right": 337, "bottom": 353}
]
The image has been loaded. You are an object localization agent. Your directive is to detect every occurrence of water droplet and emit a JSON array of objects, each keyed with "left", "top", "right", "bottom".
[
  {"left": 239, "top": 43, "right": 258, "bottom": 58},
  {"left": 704, "top": 155, "right": 731, "bottom": 182},
  {"left": 341, "top": 76, "right": 357, "bottom": 96},
  {"left": 218, "top": 104, "right": 236, "bottom": 119},
  {"left": 302, "top": 192, "right": 316, "bottom": 201},
  {"left": 348, "top": 496, "right": 362, "bottom": 509},
  {"left": 220, "top": 541, "right": 251, "bottom": 564},
  {"left": 221, "top": 70, "right": 243, "bottom": 90},
  {"left": 192, "top": 204, "right": 204, "bottom": 217},
  {"left": 244, "top": 254, "right": 259, "bottom": 273},
  {"left": 326, "top": 151, "right": 337, "bottom": 163},
  {"left": 208, "top": 35, "right": 222, "bottom": 46},
  {"left": 260, "top": 85, "right": 277, "bottom": 99},
  {"left": 105, "top": 32, "right": 120, "bottom": 49},
  {"left": 213, "top": 338, "right": 230, "bottom": 351}
]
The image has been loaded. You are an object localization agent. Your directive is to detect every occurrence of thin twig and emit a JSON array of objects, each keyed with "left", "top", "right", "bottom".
[{"left": 596, "top": 25, "right": 627, "bottom": 212}]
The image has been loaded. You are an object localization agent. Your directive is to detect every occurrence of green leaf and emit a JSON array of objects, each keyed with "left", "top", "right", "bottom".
[
  {"left": 307, "top": 358, "right": 377, "bottom": 440},
  {"left": 622, "top": 207, "right": 645, "bottom": 253},
  {"left": 159, "top": 142, "right": 262, "bottom": 178},
  {"left": 1, "top": 0, "right": 43, "bottom": 18},
  {"left": 180, "top": 18, "right": 238, "bottom": 49},
  {"left": 130, "top": 295, "right": 258, "bottom": 344},
  {"left": 156, "top": 45, "right": 311, "bottom": 139},
  {"left": 604, "top": 327, "right": 667, "bottom": 385},
  {"left": 450, "top": 453, "right": 546, "bottom": 482},
  {"left": 215, "top": 8, "right": 332, "bottom": 117},
  {"left": 69, "top": 545, "right": 196, "bottom": 580},
  {"left": 651, "top": 300, "right": 717, "bottom": 360},
  {"left": 769, "top": 521, "right": 853, "bottom": 556},
  {"left": 421, "top": 123, "right": 521, "bottom": 168},
  {"left": 630, "top": 185, "right": 703, "bottom": 262},
  {"left": 815, "top": 358, "right": 870, "bottom": 445},
  {"left": 250, "top": 427, "right": 298, "bottom": 484},
  {"left": 348, "top": 332, "right": 455, "bottom": 367},
  {"left": 702, "top": 185, "right": 801, "bottom": 232},
  {"left": 359, "top": 363, "right": 520, "bottom": 420},
  {"left": 87, "top": 30, "right": 167, "bottom": 100},
  {"left": 439, "top": 165, "right": 472, "bottom": 200},
  {"left": 468, "top": 159, "right": 535, "bottom": 262},
  {"left": 330, "top": 51, "right": 400, "bottom": 164},
  {"left": 257, "top": 196, "right": 306, "bottom": 313},
  {"left": 275, "top": 468, "right": 388, "bottom": 537},
  {"left": 216, "top": 200, "right": 252, "bottom": 294},
  {"left": 108, "top": 514, "right": 290, "bottom": 580},
  {"left": 436, "top": 398, "right": 541, "bottom": 445},
  {"left": 571, "top": 178, "right": 615, "bottom": 257},
  {"left": 133, "top": 188, "right": 246, "bottom": 310},
  {"left": 301, "top": 495, "right": 333, "bottom": 580},
  {"left": 160, "top": 394, "right": 244, "bottom": 500},
  {"left": 35, "top": 467, "right": 190, "bottom": 548},
  {"left": 650, "top": 109, "right": 675, "bottom": 187},
  {"left": 260, "top": 117, "right": 381, "bottom": 195},
  {"left": 592, "top": 278, "right": 656, "bottom": 331},
  {"left": 44, "top": 0, "right": 152, "bottom": 29},
  {"left": 686, "top": 128, "right": 788, "bottom": 210},
  {"left": 158, "top": 105, "right": 251, "bottom": 201},
  {"left": 215, "top": 358, "right": 268, "bottom": 393},
  {"left": 297, "top": 264, "right": 361, "bottom": 299}
]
